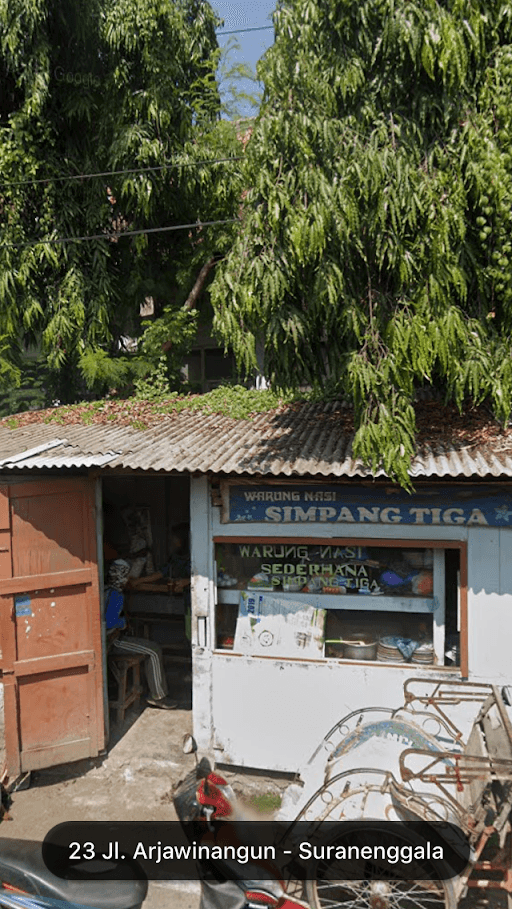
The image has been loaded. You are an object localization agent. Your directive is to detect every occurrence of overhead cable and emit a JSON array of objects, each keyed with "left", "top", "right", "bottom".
[
  {"left": 2, "top": 218, "right": 240, "bottom": 250},
  {"left": 0, "top": 156, "right": 245, "bottom": 190},
  {"left": 217, "top": 25, "right": 273, "bottom": 35}
]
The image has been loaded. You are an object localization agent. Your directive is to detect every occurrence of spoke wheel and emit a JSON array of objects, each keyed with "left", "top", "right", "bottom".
[
  {"left": 306, "top": 876, "right": 457, "bottom": 909},
  {"left": 304, "top": 822, "right": 458, "bottom": 909}
]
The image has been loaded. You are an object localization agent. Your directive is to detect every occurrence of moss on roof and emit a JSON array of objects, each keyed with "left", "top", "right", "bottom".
[
  {"left": 0, "top": 386, "right": 301, "bottom": 431},
  {"left": 1, "top": 385, "right": 510, "bottom": 458}
]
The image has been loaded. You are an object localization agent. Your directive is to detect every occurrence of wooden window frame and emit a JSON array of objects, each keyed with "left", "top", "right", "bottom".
[{"left": 213, "top": 536, "right": 468, "bottom": 677}]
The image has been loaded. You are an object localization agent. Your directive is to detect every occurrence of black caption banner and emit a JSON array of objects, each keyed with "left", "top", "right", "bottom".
[{"left": 42, "top": 821, "right": 471, "bottom": 882}]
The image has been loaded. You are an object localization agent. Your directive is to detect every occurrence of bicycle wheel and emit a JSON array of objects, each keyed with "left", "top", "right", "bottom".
[
  {"left": 306, "top": 876, "right": 457, "bottom": 909},
  {"left": 304, "top": 821, "right": 458, "bottom": 909}
]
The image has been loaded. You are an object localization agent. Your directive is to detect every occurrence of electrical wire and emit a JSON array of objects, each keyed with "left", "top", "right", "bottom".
[
  {"left": 0, "top": 27, "right": 266, "bottom": 192},
  {"left": 217, "top": 25, "right": 273, "bottom": 35},
  {"left": 2, "top": 218, "right": 240, "bottom": 250},
  {"left": 0, "top": 156, "right": 246, "bottom": 190}
]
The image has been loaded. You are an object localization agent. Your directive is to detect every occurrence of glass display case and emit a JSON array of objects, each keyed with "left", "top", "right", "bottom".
[{"left": 214, "top": 540, "right": 459, "bottom": 666}]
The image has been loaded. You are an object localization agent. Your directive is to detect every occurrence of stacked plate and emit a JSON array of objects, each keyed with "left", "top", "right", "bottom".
[
  {"left": 377, "top": 636, "right": 407, "bottom": 663},
  {"left": 411, "top": 641, "right": 434, "bottom": 664}
]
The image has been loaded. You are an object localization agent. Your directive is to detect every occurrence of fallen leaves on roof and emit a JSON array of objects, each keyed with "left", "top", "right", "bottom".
[
  {"left": 1, "top": 392, "right": 512, "bottom": 456},
  {"left": 414, "top": 402, "right": 512, "bottom": 451}
]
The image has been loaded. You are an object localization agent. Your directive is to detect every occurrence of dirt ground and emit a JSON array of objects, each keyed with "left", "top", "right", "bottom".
[
  {"left": 0, "top": 665, "right": 289, "bottom": 909},
  {"left": 0, "top": 663, "right": 508, "bottom": 909}
]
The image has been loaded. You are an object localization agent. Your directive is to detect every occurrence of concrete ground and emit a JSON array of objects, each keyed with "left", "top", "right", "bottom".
[{"left": 0, "top": 663, "right": 507, "bottom": 909}]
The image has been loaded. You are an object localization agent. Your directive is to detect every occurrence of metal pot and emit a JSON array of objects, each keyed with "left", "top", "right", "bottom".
[
  {"left": 342, "top": 637, "right": 378, "bottom": 660},
  {"left": 325, "top": 637, "right": 378, "bottom": 660}
]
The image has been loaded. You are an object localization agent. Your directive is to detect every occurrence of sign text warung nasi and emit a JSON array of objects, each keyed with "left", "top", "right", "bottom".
[{"left": 226, "top": 484, "right": 512, "bottom": 527}]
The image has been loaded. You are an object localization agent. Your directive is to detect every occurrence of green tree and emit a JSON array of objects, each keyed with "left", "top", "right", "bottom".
[
  {"left": 0, "top": 0, "right": 244, "bottom": 405},
  {"left": 211, "top": 0, "right": 512, "bottom": 485}
]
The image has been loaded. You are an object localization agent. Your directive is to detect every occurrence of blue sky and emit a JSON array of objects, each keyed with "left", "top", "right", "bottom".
[{"left": 213, "top": 0, "right": 276, "bottom": 117}]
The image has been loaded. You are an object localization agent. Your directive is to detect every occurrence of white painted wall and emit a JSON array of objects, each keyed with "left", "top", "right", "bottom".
[
  {"left": 189, "top": 478, "right": 512, "bottom": 771},
  {"left": 210, "top": 655, "right": 458, "bottom": 771},
  {"left": 190, "top": 475, "right": 215, "bottom": 752},
  {"left": 467, "top": 526, "right": 512, "bottom": 681}
]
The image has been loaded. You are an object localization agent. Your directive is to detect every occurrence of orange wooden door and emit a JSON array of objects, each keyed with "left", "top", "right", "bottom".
[{"left": 0, "top": 478, "right": 104, "bottom": 776}]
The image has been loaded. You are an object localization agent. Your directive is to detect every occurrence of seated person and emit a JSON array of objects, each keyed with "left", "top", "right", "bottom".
[
  {"left": 105, "top": 559, "right": 177, "bottom": 710},
  {"left": 166, "top": 524, "right": 191, "bottom": 640}
]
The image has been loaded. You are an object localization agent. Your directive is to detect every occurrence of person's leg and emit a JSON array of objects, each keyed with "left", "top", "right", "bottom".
[{"left": 112, "top": 636, "right": 176, "bottom": 707}]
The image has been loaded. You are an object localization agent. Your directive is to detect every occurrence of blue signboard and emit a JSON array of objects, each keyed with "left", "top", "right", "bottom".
[{"left": 226, "top": 484, "right": 512, "bottom": 527}]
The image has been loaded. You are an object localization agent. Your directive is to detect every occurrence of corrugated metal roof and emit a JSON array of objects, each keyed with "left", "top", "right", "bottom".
[
  {"left": 0, "top": 400, "right": 511, "bottom": 478},
  {"left": 0, "top": 438, "right": 69, "bottom": 466}
]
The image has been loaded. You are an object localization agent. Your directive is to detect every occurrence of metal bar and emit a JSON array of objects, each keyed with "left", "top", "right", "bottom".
[
  {"left": 400, "top": 747, "right": 512, "bottom": 783},
  {"left": 402, "top": 678, "right": 494, "bottom": 738},
  {"left": 392, "top": 706, "right": 463, "bottom": 744},
  {"left": 404, "top": 677, "right": 494, "bottom": 703},
  {"left": 492, "top": 685, "right": 512, "bottom": 747}
]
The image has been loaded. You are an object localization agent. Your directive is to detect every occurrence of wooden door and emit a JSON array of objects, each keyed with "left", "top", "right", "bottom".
[{"left": 0, "top": 478, "right": 104, "bottom": 776}]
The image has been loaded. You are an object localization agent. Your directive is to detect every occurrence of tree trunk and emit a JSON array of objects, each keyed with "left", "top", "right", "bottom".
[
  {"left": 182, "top": 257, "right": 218, "bottom": 311},
  {"left": 162, "top": 257, "right": 220, "bottom": 352}
]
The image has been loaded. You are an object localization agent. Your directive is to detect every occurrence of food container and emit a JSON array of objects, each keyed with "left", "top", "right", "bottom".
[
  {"left": 342, "top": 636, "right": 378, "bottom": 660},
  {"left": 325, "top": 637, "right": 378, "bottom": 660}
]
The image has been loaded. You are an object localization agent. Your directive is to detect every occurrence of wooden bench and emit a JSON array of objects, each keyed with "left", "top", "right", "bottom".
[{"left": 108, "top": 652, "right": 145, "bottom": 727}]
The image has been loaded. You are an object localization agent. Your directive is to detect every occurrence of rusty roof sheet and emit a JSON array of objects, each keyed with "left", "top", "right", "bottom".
[{"left": 0, "top": 400, "right": 512, "bottom": 478}]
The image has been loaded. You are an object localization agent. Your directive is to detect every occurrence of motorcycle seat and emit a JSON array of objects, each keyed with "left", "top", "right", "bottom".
[{"left": 0, "top": 839, "right": 148, "bottom": 909}]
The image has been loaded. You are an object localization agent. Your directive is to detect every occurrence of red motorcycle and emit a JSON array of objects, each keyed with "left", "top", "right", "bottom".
[{"left": 173, "top": 735, "right": 310, "bottom": 909}]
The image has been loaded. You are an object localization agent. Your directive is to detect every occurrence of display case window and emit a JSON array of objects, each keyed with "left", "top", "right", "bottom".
[
  {"left": 216, "top": 542, "right": 434, "bottom": 597},
  {"left": 214, "top": 539, "right": 463, "bottom": 669}
]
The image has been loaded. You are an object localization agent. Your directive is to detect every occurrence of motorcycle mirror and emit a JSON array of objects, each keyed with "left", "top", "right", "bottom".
[{"left": 182, "top": 733, "right": 197, "bottom": 755}]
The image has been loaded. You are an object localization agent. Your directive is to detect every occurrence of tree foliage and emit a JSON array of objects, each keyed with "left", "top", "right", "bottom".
[
  {"left": 211, "top": 0, "right": 512, "bottom": 485},
  {"left": 0, "top": 0, "right": 244, "bottom": 405}
]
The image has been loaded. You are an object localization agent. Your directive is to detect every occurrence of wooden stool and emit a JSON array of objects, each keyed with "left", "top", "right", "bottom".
[{"left": 108, "top": 653, "right": 144, "bottom": 726}]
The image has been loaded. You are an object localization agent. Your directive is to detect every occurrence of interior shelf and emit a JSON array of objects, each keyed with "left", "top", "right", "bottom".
[
  {"left": 217, "top": 588, "right": 436, "bottom": 613},
  {"left": 215, "top": 548, "right": 447, "bottom": 665}
]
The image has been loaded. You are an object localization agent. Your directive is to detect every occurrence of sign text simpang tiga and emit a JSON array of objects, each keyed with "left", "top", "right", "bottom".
[{"left": 227, "top": 484, "right": 512, "bottom": 527}]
